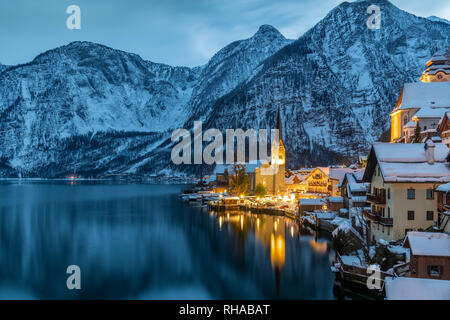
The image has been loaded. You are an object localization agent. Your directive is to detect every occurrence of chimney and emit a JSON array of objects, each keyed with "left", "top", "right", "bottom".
[{"left": 425, "top": 140, "right": 435, "bottom": 165}]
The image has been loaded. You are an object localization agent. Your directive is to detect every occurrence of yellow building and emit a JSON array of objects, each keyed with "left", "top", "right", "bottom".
[
  {"left": 304, "top": 167, "right": 355, "bottom": 197},
  {"left": 363, "top": 142, "right": 450, "bottom": 241},
  {"left": 390, "top": 47, "right": 450, "bottom": 143}
]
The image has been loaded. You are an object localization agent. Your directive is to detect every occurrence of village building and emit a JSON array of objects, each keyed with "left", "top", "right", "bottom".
[
  {"left": 437, "top": 112, "right": 450, "bottom": 148},
  {"left": 327, "top": 197, "right": 344, "bottom": 212},
  {"left": 285, "top": 172, "right": 308, "bottom": 194},
  {"left": 339, "top": 170, "right": 369, "bottom": 209},
  {"left": 436, "top": 182, "right": 450, "bottom": 234},
  {"left": 390, "top": 47, "right": 450, "bottom": 143},
  {"left": 304, "top": 167, "right": 356, "bottom": 197},
  {"left": 362, "top": 142, "right": 450, "bottom": 241},
  {"left": 298, "top": 198, "right": 327, "bottom": 215},
  {"left": 403, "top": 232, "right": 450, "bottom": 280}
]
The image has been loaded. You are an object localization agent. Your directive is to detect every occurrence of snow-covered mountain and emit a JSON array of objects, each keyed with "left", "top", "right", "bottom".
[
  {"left": 427, "top": 16, "right": 450, "bottom": 25},
  {"left": 201, "top": 0, "right": 450, "bottom": 167},
  {"left": 0, "top": 0, "right": 449, "bottom": 177}
]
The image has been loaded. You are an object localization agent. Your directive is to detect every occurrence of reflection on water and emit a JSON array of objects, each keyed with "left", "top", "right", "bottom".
[{"left": 0, "top": 181, "right": 335, "bottom": 299}]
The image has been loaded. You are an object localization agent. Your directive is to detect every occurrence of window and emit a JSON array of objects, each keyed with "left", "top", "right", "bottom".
[
  {"left": 427, "top": 265, "right": 442, "bottom": 277},
  {"left": 407, "top": 189, "right": 415, "bottom": 200},
  {"left": 426, "top": 189, "right": 434, "bottom": 200},
  {"left": 387, "top": 227, "right": 390, "bottom": 236},
  {"left": 424, "top": 126, "right": 427, "bottom": 131},
  {"left": 388, "top": 188, "right": 390, "bottom": 200},
  {"left": 408, "top": 210, "right": 415, "bottom": 220},
  {"left": 426, "top": 211, "right": 434, "bottom": 221},
  {"left": 388, "top": 207, "right": 391, "bottom": 218}
]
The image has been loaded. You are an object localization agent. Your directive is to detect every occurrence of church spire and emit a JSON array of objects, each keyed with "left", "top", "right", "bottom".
[{"left": 277, "top": 100, "right": 283, "bottom": 142}]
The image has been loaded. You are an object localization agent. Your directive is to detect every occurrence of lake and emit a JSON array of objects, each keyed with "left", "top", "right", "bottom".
[{"left": 0, "top": 181, "right": 336, "bottom": 299}]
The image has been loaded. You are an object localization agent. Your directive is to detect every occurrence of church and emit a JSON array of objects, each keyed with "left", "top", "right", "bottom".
[
  {"left": 249, "top": 104, "right": 286, "bottom": 195},
  {"left": 390, "top": 47, "right": 450, "bottom": 143}
]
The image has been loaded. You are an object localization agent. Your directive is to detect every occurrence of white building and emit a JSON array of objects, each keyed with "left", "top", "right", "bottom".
[{"left": 362, "top": 141, "right": 450, "bottom": 241}]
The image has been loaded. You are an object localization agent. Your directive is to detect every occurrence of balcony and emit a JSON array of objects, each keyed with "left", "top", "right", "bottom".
[
  {"left": 367, "top": 193, "right": 386, "bottom": 204},
  {"left": 364, "top": 210, "right": 380, "bottom": 223},
  {"left": 379, "top": 216, "right": 393, "bottom": 226}
]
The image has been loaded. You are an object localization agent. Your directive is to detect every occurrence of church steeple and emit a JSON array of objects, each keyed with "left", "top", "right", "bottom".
[{"left": 277, "top": 100, "right": 283, "bottom": 142}]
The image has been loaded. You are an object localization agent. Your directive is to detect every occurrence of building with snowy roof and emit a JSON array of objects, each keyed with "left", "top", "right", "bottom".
[
  {"left": 340, "top": 170, "right": 369, "bottom": 209},
  {"left": 436, "top": 182, "right": 450, "bottom": 234},
  {"left": 390, "top": 47, "right": 450, "bottom": 143},
  {"left": 403, "top": 232, "right": 450, "bottom": 280},
  {"left": 362, "top": 141, "right": 450, "bottom": 241},
  {"left": 437, "top": 112, "right": 450, "bottom": 148}
]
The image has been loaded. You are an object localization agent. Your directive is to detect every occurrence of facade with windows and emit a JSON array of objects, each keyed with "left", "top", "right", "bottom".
[{"left": 363, "top": 142, "right": 450, "bottom": 241}]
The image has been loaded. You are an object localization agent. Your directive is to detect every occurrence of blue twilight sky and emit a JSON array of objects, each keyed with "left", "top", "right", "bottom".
[{"left": 0, "top": 0, "right": 449, "bottom": 67}]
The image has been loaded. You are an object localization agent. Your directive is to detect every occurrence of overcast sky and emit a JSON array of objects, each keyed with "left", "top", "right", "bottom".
[{"left": 0, "top": 0, "right": 449, "bottom": 67}]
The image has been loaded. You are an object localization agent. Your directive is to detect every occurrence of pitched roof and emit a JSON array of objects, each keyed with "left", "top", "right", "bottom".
[
  {"left": 413, "top": 107, "right": 450, "bottom": 119},
  {"left": 363, "top": 143, "right": 450, "bottom": 183},
  {"left": 298, "top": 198, "right": 326, "bottom": 206},
  {"left": 404, "top": 232, "right": 450, "bottom": 257},
  {"left": 393, "top": 82, "right": 450, "bottom": 111}
]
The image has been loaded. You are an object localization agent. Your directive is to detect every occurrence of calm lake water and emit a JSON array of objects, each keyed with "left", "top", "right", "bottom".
[{"left": 0, "top": 181, "right": 336, "bottom": 299}]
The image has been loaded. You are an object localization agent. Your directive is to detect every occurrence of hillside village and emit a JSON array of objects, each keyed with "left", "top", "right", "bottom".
[{"left": 181, "top": 47, "right": 450, "bottom": 299}]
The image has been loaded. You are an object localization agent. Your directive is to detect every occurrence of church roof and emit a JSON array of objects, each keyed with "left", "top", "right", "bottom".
[
  {"left": 393, "top": 82, "right": 450, "bottom": 111},
  {"left": 413, "top": 107, "right": 450, "bottom": 120}
]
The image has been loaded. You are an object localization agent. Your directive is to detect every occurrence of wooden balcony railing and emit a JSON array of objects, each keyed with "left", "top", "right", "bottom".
[
  {"left": 367, "top": 193, "right": 386, "bottom": 204},
  {"left": 379, "top": 216, "right": 393, "bottom": 226}
]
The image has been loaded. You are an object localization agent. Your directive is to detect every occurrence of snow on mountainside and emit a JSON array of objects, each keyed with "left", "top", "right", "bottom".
[
  {"left": 200, "top": 0, "right": 450, "bottom": 167},
  {"left": 427, "top": 16, "right": 450, "bottom": 25},
  {"left": 187, "top": 25, "right": 293, "bottom": 123},
  {"left": 0, "top": 0, "right": 449, "bottom": 177}
]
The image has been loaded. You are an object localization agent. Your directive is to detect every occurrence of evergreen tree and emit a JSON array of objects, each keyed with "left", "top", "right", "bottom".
[
  {"left": 230, "top": 164, "right": 250, "bottom": 196},
  {"left": 255, "top": 183, "right": 267, "bottom": 198},
  {"left": 412, "top": 122, "right": 421, "bottom": 143}
]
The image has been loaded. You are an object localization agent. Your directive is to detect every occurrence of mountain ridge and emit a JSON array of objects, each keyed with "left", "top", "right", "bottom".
[{"left": 0, "top": 1, "right": 449, "bottom": 177}]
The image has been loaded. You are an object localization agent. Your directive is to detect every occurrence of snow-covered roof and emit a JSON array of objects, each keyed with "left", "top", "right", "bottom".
[
  {"left": 404, "top": 120, "right": 416, "bottom": 128},
  {"left": 385, "top": 278, "right": 450, "bottom": 300},
  {"left": 373, "top": 142, "right": 448, "bottom": 163},
  {"left": 405, "top": 232, "right": 450, "bottom": 257},
  {"left": 348, "top": 183, "right": 367, "bottom": 193},
  {"left": 436, "top": 182, "right": 450, "bottom": 192},
  {"left": 299, "top": 198, "right": 326, "bottom": 206},
  {"left": 413, "top": 107, "right": 450, "bottom": 120},
  {"left": 328, "top": 196, "right": 343, "bottom": 203},
  {"left": 381, "top": 162, "right": 450, "bottom": 183},
  {"left": 350, "top": 196, "right": 367, "bottom": 203},
  {"left": 366, "top": 143, "right": 450, "bottom": 183},
  {"left": 285, "top": 173, "right": 307, "bottom": 184},
  {"left": 395, "top": 82, "right": 450, "bottom": 110},
  {"left": 329, "top": 168, "right": 355, "bottom": 183}
]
